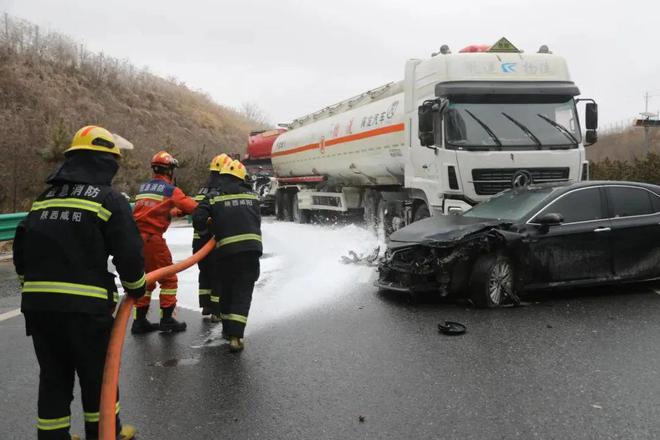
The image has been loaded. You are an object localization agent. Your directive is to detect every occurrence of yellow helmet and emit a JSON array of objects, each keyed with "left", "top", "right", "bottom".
[
  {"left": 220, "top": 159, "right": 247, "bottom": 181},
  {"left": 209, "top": 153, "right": 231, "bottom": 172},
  {"left": 65, "top": 125, "right": 121, "bottom": 157}
]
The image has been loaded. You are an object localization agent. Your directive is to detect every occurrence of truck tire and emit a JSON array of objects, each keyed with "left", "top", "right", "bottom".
[
  {"left": 377, "top": 199, "right": 394, "bottom": 237},
  {"left": 282, "top": 191, "right": 293, "bottom": 221},
  {"left": 292, "top": 194, "right": 311, "bottom": 224},
  {"left": 412, "top": 202, "right": 430, "bottom": 222},
  {"left": 363, "top": 189, "right": 380, "bottom": 229},
  {"left": 468, "top": 253, "right": 514, "bottom": 308},
  {"left": 275, "top": 190, "right": 285, "bottom": 221}
]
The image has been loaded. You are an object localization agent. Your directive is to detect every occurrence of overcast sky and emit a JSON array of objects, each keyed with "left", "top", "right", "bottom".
[{"left": 2, "top": 0, "right": 659, "bottom": 128}]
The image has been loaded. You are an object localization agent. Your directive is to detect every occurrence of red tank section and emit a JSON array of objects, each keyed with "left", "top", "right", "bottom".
[
  {"left": 459, "top": 44, "right": 491, "bottom": 53},
  {"left": 245, "top": 128, "right": 287, "bottom": 161}
]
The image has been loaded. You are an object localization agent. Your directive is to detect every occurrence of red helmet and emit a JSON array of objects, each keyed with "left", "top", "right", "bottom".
[{"left": 151, "top": 151, "right": 179, "bottom": 168}]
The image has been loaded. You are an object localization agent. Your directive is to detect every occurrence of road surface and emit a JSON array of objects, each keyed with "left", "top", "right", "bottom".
[{"left": 1, "top": 220, "right": 660, "bottom": 439}]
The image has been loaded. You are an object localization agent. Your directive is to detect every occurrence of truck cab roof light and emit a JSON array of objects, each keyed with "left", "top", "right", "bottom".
[{"left": 538, "top": 45, "right": 552, "bottom": 54}]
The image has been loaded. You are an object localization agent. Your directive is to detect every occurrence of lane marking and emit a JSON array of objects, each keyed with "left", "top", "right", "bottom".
[{"left": 0, "top": 308, "right": 21, "bottom": 322}]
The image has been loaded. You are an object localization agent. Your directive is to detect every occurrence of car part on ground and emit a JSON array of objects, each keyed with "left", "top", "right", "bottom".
[{"left": 437, "top": 321, "right": 466, "bottom": 335}]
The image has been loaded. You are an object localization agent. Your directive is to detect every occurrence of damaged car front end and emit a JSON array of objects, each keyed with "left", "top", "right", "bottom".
[{"left": 377, "top": 217, "right": 518, "bottom": 298}]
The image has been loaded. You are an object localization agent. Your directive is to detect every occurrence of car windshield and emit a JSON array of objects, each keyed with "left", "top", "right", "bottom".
[
  {"left": 445, "top": 100, "right": 581, "bottom": 149},
  {"left": 463, "top": 187, "right": 557, "bottom": 221}
]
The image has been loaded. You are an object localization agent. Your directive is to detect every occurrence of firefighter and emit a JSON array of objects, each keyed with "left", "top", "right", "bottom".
[
  {"left": 192, "top": 153, "right": 232, "bottom": 317},
  {"left": 193, "top": 160, "right": 262, "bottom": 352},
  {"left": 13, "top": 125, "right": 145, "bottom": 440},
  {"left": 131, "top": 151, "right": 197, "bottom": 334}
]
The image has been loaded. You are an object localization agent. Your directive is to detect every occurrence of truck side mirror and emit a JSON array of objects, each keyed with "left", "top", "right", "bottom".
[
  {"left": 585, "top": 103, "right": 598, "bottom": 130},
  {"left": 585, "top": 130, "right": 598, "bottom": 146},
  {"left": 418, "top": 99, "right": 447, "bottom": 147}
]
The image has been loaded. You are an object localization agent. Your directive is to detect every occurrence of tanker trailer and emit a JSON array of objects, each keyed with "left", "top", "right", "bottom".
[
  {"left": 244, "top": 128, "right": 286, "bottom": 214},
  {"left": 271, "top": 38, "right": 598, "bottom": 233}
]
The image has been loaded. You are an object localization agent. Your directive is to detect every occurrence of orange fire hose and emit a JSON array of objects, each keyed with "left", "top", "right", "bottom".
[{"left": 98, "top": 238, "right": 216, "bottom": 440}]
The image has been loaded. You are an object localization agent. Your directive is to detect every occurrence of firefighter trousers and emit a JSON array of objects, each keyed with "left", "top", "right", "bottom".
[
  {"left": 213, "top": 251, "right": 260, "bottom": 338},
  {"left": 25, "top": 311, "right": 122, "bottom": 440},
  {"left": 193, "top": 238, "right": 217, "bottom": 309},
  {"left": 137, "top": 233, "right": 177, "bottom": 310}
]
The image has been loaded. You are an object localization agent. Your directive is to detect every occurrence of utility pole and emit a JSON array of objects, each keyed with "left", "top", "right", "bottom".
[{"left": 639, "top": 90, "right": 660, "bottom": 154}]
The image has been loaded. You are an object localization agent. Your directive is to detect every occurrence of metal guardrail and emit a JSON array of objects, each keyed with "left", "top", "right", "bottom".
[
  {"left": 1, "top": 204, "right": 141, "bottom": 242},
  {"left": 0, "top": 212, "right": 27, "bottom": 241}
]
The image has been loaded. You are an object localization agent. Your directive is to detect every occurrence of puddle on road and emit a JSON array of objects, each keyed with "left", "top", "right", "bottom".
[{"left": 149, "top": 357, "right": 199, "bottom": 367}]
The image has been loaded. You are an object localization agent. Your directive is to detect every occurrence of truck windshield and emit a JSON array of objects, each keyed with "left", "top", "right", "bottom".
[
  {"left": 463, "top": 187, "right": 556, "bottom": 222},
  {"left": 444, "top": 99, "right": 581, "bottom": 150}
]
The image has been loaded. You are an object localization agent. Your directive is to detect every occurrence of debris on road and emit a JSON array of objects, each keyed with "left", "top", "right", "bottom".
[
  {"left": 341, "top": 247, "right": 381, "bottom": 266},
  {"left": 437, "top": 321, "right": 466, "bottom": 335}
]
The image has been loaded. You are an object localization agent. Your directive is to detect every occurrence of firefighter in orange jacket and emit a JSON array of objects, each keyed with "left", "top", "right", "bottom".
[{"left": 131, "top": 151, "right": 197, "bottom": 334}]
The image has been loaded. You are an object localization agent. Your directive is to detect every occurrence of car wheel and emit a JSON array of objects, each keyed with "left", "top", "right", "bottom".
[{"left": 468, "top": 253, "right": 514, "bottom": 308}]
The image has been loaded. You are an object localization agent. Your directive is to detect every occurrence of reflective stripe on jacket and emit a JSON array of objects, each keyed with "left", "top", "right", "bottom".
[{"left": 15, "top": 181, "right": 146, "bottom": 314}]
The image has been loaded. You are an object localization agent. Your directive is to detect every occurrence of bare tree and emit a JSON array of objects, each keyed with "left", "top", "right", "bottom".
[{"left": 240, "top": 101, "right": 271, "bottom": 129}]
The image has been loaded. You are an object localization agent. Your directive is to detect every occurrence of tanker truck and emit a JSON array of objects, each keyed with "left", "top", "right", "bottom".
[
  {"left": 243, "top": 128, "right": 286, "bottom": 214},
  {"left": 270, "top": 38, "right": 598, "bottom": 232}
]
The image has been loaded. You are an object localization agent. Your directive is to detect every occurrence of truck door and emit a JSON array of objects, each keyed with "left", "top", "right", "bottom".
[{"left": 408, "top": 115, "right": 441, "bottom": 182}]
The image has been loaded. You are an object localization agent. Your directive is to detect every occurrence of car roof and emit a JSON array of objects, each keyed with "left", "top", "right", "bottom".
[{"left": 526, "top": 180, "right": 660, "bottom": 195}]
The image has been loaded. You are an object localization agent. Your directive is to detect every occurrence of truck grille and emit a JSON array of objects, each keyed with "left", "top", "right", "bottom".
[{"left": 472, "top": 167, "right": 570, "bottom": 195}]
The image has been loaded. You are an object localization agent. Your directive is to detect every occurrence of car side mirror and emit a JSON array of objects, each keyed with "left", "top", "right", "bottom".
[
  {"left": 418, "top": 99, "right": 448, "bottom": 147},
  {"left": 535, "top": 212, "right": 563, "bottom": 226}
]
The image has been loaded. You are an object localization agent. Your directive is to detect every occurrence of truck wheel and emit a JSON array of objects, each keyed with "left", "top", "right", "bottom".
[
  {"left": 363, "top": 189, "right": 380, "bottom": 229},
  {"left": 413, "top": 202, "right": 430, "bottom": 222},
  {"left": 292, "top": 194, "right": 310, "bottom": 224},
  {"left": 377, "top": 199, "right": 394, "bottom": 237},
  {"left": 468, "top": 253, "right": 514, "bottom": 308},
  {"left": 275, "top": 190, "right": 285, "bottom": 220},
  {"left": 282, "top": 191, "right": 293, "bottom": 221}
]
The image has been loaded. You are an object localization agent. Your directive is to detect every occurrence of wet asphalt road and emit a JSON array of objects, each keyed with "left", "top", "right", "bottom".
[{"left": 1, "top": 258, "right": 660, "bottom": 440}]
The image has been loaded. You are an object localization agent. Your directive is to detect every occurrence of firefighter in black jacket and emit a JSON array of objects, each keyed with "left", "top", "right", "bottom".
[
  {"left": 192, "top": 153, "right": 231, "bottom": 317},
  {"left": 13, "top": 125, "right": 146, "bottom": 440},
  {"left": 192, "top": 159, "right": 262, "bottom": 352}
]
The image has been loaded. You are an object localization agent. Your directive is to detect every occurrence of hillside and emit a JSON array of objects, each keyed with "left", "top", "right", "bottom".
[
  {"left": 586, "top": 125, "right": 659, "bottom": 162},
  {"left": 0, "top": 14, "right": 261, "bottom": 213}
]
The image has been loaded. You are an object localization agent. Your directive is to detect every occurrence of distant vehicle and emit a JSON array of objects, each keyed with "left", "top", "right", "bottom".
[
  {"left": 244, "top": 129, "right": 286, "bottom": 214},
  {"left": 376, "top": 181, "right": 660, "bottom": 307},
  {"left": 270, "top": 38, "right": 598, "bottom": 231}
]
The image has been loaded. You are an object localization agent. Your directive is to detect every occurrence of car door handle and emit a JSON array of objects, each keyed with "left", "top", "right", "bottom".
[{"left": 593, "top": 227, "right": 611, "bottom": 233}]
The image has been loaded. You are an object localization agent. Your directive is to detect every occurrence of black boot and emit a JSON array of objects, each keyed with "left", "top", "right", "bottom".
[
  {"left": 160, "top": 307, "right": 187, "bottom": 332},
  {"left": 131, "top": 307, "right": 159, "bottom": 334}
]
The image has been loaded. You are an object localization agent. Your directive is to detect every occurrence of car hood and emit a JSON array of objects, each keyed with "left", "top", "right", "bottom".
[{"left": 388, "top": 215, "right": 503, "bottom": 248}]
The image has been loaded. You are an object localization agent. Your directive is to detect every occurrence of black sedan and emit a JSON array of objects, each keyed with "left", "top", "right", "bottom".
[{"left": 376, "top": 181, "right": 660, "bottom": 307}]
